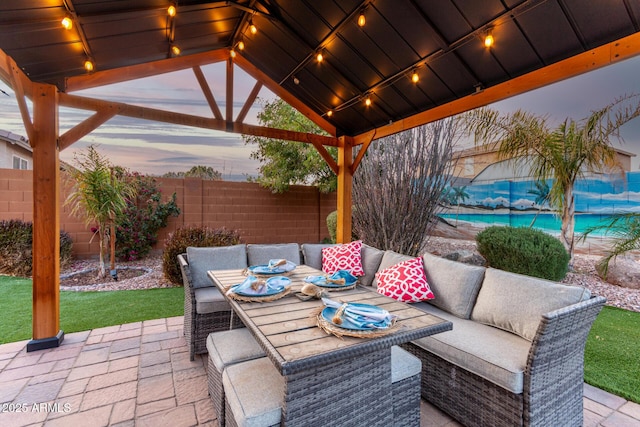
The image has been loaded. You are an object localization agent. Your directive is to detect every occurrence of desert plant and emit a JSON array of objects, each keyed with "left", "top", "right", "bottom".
[
  {"left": 65, "top": 145, "right": 137, "bottom": 278},
  {"left": 116, "top": 172, "right": 180, "bottom": 261},
  {"left": 162, "top": 226, "right": 242, "bottom": 285},
  {"left": 326, "top": 211, "right": 338, "bottom": 243},
  {"left": 476, "top": 225, "right": 569, "bottom": 281},
  {"left": 352, "top": 118, "right": 459, "bottom": 256},
  {"left": 0, "top": 219, "right": 73, "bottom": 277}
]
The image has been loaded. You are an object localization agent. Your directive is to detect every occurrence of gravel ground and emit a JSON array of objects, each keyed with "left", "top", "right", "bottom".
[{"left": 60, "top": 239, "right": 640, "bottom": 313}]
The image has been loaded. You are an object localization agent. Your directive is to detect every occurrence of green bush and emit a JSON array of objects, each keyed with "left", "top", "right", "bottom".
[
  {"left": 326, "top": 210, "right": 338, "bottom": 243},
  {"left": 162, "top": 226, "right": 242, "bottom": 285},
  {"left": 0, "top": 219, "right": 73, "bottom": 277},
  {"left": 475, "top": 226, "right": 569, "bottom": 281}
]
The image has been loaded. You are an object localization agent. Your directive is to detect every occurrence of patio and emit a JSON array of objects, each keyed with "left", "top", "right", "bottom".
[{"left": 0, "top": 317, "right": 638, "bottom": 427}]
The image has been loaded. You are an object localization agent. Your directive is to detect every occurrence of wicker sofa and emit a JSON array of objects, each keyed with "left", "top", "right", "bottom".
[
  {"left": 180, "top": 241, "right": 604, "bottom": 426},
  {"left": 301, "top": 243, "right": 606, "bottom": 427}
]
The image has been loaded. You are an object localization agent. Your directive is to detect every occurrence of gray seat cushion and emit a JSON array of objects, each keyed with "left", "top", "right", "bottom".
[
  {"left": 187, "top": 245, "right": 247, "bottom": 288},
  {"left": 247, "top": 243, "right": 301, "bottom": 266},
  {"left": 471, "top": 268, "right": 591, "bottom": 341},
  {"left": 391, "top": 346, "right": 421, "bottom": 383},
  {"left": 223, "top": 357, "right": 284, "bottom": 426},
  {"left": 422, "top": 252, "right": 485, "bottom": 319},
  {"left": 206, "top": 329, "right": 265, "bottom": 371},
  {"left": 411, "top": 303, "right": 531, "bottom": 394},
  {"left": 194, "top": 287, "right": 231, "bottom": 314}
]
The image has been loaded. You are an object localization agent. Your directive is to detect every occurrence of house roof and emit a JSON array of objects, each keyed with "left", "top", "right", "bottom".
[{"left": 1, "top": 1, "right": 640, "bottom": 140}]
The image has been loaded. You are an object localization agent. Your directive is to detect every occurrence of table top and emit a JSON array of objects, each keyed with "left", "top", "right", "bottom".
[{"left": 208, "top": 265, "right": 452, "bottom": 375}]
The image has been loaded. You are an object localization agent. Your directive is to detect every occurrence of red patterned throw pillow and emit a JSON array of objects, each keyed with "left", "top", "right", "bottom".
[
  {"left": 376, "top": 257, "right": 434, "bottom": 302},
  {"left": 322, "top": 241, "right": 365, "bottom": 276}
]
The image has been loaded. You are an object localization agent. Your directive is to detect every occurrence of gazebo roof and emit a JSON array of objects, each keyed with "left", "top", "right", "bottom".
[{"left": 2, "top": 0, "right": 640, "bottom": 141}]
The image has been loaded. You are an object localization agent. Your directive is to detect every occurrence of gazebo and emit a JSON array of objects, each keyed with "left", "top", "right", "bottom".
[{"left": 1, "top": 0, "right": 639, "bottom": 351}]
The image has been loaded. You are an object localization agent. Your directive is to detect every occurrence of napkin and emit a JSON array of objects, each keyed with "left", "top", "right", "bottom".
[
  {"left": 304, "top": 270, "right": 357, "bottom": 286},
  {"left": 321, "top": 297, "right": 397, "bottom": 329},
  {"left": 228, "top": 275, "right": 288, "bottom": 296},
  {"left": 268, "top": 259, "right": 287, "bottom": 269}
]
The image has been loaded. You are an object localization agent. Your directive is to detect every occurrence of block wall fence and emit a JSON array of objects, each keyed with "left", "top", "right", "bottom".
[{"left": 0, "top": 169, "right": 337, "bottom": 259}]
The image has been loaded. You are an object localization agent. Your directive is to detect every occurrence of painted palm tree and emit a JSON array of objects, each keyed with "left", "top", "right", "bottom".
[
  {"left": 65, "top": 145, "right": 137, "bottom": 279},
  {"left": 463, "top": 94, "right": 640, "bottom": 265},
  {"left": 451, "top": 186, "right": 470, "bottom": 224},
  {"left": 527, "top": 180, "right": 550, "bottom": 227}
]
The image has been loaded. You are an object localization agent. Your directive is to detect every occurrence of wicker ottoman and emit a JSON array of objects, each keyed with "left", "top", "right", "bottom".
[
  {"left": 206, "top": 329, "right": 266, "bottom": 426},
  {"left": 391, "top": 345, "right": 422, "bottom": 427},
  {"left": 223, "top": 357, "right": 284, "bottom": 427}
]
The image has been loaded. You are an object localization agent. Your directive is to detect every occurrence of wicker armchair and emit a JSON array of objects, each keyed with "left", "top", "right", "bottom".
[
  {"left": 402, "top": 295, "right": 606, "bottom": 427},
  {"left": 178, "top": 244, "right": 247, "bottom": 360}
]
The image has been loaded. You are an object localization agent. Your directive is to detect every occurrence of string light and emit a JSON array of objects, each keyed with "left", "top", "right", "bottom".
[
  {"left": 249, "top": 20, "right": 257, "bottom": 35},
  {"left": 238, "top": 40, "right": 245, "bottom": 50},
  {"left": 171, "top": 45, "right": 181, "bottom": 55},
  {"left": 61, "top": 17, "right": 73, "bottom": 30},
  {"left": 316, "top": 52, "right": 323, "bottom": 62},
  {"left": 357, "top": 11, "right": 366, "bottom": 27},
  {"left": 484, "top": 33, "right": 494, "bottom": 48},
  {"left": 327, "top": 110, "right": 333, "bottom": 117},
  {"left": 364, "top": 96, "right": 372, "bottom": 106},
  {"left": 167, "top": 5, "right": 177, "bottom": 17},
  {"left": 411, "top": 70, "right": 419, "bottom": 83},
  {"left": 84, "top": 60, "right": 94, "bottom": 72},
  {"left": 230, "top": 49, "right": 236, "bottom": 58}
]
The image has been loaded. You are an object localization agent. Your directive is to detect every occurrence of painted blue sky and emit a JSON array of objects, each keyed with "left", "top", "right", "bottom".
[{"left": 1, "top": 56, "right": 640, "bottom": 178}]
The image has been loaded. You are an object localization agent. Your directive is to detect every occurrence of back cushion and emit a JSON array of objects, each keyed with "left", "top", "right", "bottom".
[
  {"left": 187, "top": 245, "right": 247, "bottom": 288},
  {"left": 471, "top": 268, "right": 592, "bottom": 341},
  {"left": 301, "top": 243, "right": 334, "bottom": 270},
  {"left": 360, "top": 244, "right": 385, "bottom": 286},
  {"left": 372, "top": 250, "right": 413, "bottom": 288},
  {"left": 247, "top": 243, "right": 301, "bottom": 266},
  {"left": 422, "top": 252, "right": 485, "bottom": 319}
]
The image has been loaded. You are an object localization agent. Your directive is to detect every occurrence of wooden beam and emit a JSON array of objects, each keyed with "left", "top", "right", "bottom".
[
  {"left": 58, "top": 107, "right": 119, "bottom": 151},
  {"left": 226, "top": 58, "right": 234, "bottom": 124},
  {"left": 236, "top": 81, "right": 263, "bottom": 124},
  {"left": 58, "top": 92, "right": 340, "bottom": 147},
  {"left": 65, "top": 49, "right": 229, "bottom": 92},
  {"left": 193, "top": 65, "right": 223, "bottom": 120},
  {"left": 28, "top": 83, "right": 63, "bottom": 351},
  {"left": 351, "top": 129, "right": 376, "bottom": 174},
  {"left": 336, "top": 136, "right": 353, "bottom": 243},
  {"left": 233, "top": 54, "right": 337, "bottom": 137},
  {"left": 1, "top": 52, "right": 36, "bottom": 141},
  {"left": 352, "top": 31, "right": 640, "bottom": 145}
]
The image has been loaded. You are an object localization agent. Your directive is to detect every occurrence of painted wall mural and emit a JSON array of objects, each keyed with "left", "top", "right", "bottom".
[{"left": 440, "top": 171, "right": 640, "bottom": 235}]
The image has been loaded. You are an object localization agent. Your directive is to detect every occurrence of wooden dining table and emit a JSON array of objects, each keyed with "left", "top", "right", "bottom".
[{"left": 208, "top": 265, "right": 452, "bottom": 427}]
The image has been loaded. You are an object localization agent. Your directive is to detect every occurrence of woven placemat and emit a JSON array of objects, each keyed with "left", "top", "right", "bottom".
[
  {"left": 314, "top": 308, "right": 399, "bottom": 339},
  {"left": 227, "top": 287, "right": 292, "bottom": 303}
]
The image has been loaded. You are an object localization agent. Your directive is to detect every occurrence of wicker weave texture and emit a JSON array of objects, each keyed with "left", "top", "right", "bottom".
[
  {"left": 207, "top": 354, "right": 226, "bottom": 426},
  {"left": 392, "top": 374, "right": 421, "bottom": 427},
  {"left": 283, "top": 348, "right": 394, "bottom": 427}
]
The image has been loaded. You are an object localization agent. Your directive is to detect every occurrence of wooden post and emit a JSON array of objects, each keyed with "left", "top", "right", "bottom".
[
  {"left": 336, "top": 136, "right": 353, "bottom": 243},
  {"left": 27, "top": 83, "right": 63, "bottom": 351}
]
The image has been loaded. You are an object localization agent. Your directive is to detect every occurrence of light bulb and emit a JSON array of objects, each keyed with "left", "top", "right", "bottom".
[
  {"left": 167, "top": 5, "right": 176, "bottom": 17},
  {"left": 316, "top": 52, "right": 323, "bottom": 62},
  {"left": 484, "top": 34, "right": 494, "bottom": 48},
  {"left": 327, "top": 110, "right": 333, "bottom": 117},
  {"left": 238, "top": 40, "right": 245, "bottom": 50},
  {"left": 61, "top": 17, "right": 73, "bottom": 30},
  {"left": 250, "top": 23, "right": 257, "bottom": 35},
  {"left": 357, "top": 13, "right": 366, "bottom": 27},
  {"left": 230, "top": 49, "right": 236, "bottom": 58},
  {"left": 365, "top": 97, "right": 372, "bottom": 106},
  {"left": 411, "top": 71, "right": 419, "bottom": 83},
  {"left": 171, "top": 45, "right": 181, "bottom": 55},
  {"left": 84, "top": 60, "right": 94, "bottom": 72}
]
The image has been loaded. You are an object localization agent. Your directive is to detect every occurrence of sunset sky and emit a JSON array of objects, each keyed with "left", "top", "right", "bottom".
[{"left": 1, "top": 55, "right": 639, "bottom": 179}]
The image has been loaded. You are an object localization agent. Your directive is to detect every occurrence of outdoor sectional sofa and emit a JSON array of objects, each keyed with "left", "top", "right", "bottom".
[{"left": 178, "top": 241, "right": 605, "bottom": 427}]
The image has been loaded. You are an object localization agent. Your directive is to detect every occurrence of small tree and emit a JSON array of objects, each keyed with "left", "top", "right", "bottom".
[
  {"left": 243, "top": 98, "right": 336, "bottom": 193},
  {"left": 352, "top": 118, "right": 459, "bottom": 256},
  {"left": 65, "top": 145, "right": 136, "bottom": 278},
  {"left": 163, "top": 165, "right": 222, "bottom": 180}
]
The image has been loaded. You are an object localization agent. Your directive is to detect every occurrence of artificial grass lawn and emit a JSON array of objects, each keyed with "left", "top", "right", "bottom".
[
  {"left": 0, "top": 275, "right": 183, "bottom": 344},
  {"left": 584, "top": 305, "right": 640, "bottom": 403}
]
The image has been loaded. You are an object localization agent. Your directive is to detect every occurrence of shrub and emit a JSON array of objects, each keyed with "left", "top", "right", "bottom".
[
  {"left": 0, "top": 219, "right": 73, "bottom": 277},
  {"left": 475, "top": 226, "right": 569, "bottom": 281},
  {"left": 326, "top": 211, "right": 337, "bottom": 243},
  {"left": 162, "top": 226, "right": 242, "bottom": 285},
  {"left": 116, "top": 172, "right": 180, "bottom": 261}
]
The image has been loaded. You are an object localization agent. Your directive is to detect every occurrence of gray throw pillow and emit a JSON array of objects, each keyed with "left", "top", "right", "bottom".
[{"left": 247, "top": 243, "right": 301, "bottom": 266}]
